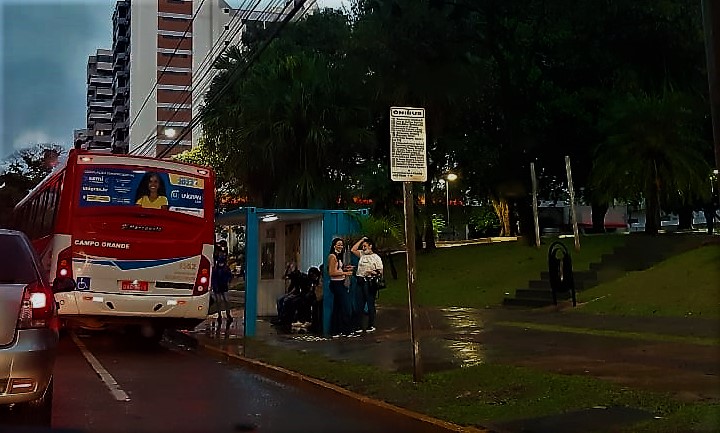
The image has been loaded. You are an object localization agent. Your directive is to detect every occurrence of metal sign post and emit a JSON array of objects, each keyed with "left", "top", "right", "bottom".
[
  {"left": 531, "top": 162, "right": 540, "bottom": 248},
  {"left": 565, "top": 156, "right": 580, "bottom": 252},
  {"left": 390, "top": 106, "right": 426, "bottom": 382}
]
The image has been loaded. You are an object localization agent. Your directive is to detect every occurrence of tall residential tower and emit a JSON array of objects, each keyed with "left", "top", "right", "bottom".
[{"left": 82, "top": 0, "right": 316, "bottom": 157}]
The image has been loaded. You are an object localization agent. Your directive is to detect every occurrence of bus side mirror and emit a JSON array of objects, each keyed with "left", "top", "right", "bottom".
[{"left": 52, "top": 277, "right": 76, "bottom": 293}]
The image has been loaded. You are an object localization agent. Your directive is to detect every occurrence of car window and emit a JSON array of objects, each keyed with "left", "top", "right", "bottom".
[{"left": 0, "top": 235, "right": 38, "bottom": 284}]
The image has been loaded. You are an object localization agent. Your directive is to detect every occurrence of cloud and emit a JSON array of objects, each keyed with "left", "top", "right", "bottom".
[
  {"left": 13, "top": 129, "right": 67, "bottom": 151},
  {"left": 1, "top": 1, "right": 114, "bottom": 160}
]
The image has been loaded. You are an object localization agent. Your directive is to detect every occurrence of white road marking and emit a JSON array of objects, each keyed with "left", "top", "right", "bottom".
[{"left": 70, "top": 332, "right": 130, "bottom": 402}]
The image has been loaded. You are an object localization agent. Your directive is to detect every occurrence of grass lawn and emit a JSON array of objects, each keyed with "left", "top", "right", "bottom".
[
  {"left": 575, "top": 244, "right": 720, "bottom": 318},
  {"left": 379, "top": 234, "right": 627, "bottom": 308},
  {"left": 243, "top": 339, "right": 720, "bottom": 433},
  {"left": 237, "top": 234, "right": 720, "bottom": 432}
]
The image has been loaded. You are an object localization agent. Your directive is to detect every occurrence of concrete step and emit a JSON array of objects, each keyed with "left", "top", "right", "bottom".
[
  {"left": 515, "top": 288, "right": 554, "bottom": 300},
  {"left": 528, "top": 279, "right": 595, "bottom": 291},
  {"left": 502, "top": 297, "right": 554, "bottom": 308},
  {"left": 540, "top": 270, "right": 597, "bottom": 281}
]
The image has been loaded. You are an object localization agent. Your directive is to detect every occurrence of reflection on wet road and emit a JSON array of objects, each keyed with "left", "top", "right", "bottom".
[{"left": 48, "top": 329, "right": 445, "bottom": 433}]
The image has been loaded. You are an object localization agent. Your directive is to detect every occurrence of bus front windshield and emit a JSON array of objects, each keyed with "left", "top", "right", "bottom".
[{"left": 78, "top": 167, "right": 205, "bottom": 218}]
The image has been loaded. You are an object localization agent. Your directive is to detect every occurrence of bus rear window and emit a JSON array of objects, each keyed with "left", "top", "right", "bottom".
[{"left": 78, "top": 167, "right": 205, "bottom": 217}]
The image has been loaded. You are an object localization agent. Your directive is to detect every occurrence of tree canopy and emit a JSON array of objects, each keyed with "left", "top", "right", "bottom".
[{"left": 194, "top": 0, "right": 713, "bottom": 242}]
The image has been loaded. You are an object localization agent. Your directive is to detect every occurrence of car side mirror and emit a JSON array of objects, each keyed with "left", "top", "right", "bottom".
[{"left": 52, "top": 277, "right": 76, "bottom": 293}]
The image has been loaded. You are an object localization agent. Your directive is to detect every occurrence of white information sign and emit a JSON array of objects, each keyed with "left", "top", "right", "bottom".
[{"left": 390, "top": 106, "right": 427, "bottom": 182}]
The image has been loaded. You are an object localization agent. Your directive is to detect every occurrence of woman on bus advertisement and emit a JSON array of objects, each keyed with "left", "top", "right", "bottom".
[{"left": 134, "top": 172, "right": 168, "bottom": 209}]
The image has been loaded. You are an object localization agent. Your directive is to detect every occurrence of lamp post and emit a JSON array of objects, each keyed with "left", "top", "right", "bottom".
[{"left": 445, "top": 173, "right": 457, "bottom": 228}]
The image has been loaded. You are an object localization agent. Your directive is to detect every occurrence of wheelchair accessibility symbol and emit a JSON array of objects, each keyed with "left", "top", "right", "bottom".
[{"left": 76, "top": 277, "right": 91, "bottom": 291}]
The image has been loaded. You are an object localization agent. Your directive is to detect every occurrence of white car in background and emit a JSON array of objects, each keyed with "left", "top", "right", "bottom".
[{"left": 0, "top": 229, "right": 59, "bottom": 426}]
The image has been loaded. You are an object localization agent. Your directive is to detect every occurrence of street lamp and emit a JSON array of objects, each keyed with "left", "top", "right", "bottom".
[
  {"left": 134, "top": 127, "right": 178, "bottom": 156},
  {"left": 445, "top": 173, "right": 457, "bottom": 227}
]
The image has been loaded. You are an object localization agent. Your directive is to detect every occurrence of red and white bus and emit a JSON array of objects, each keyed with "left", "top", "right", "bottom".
[{"left": 12, "top": 149, "right": 215, "bottom": 337}]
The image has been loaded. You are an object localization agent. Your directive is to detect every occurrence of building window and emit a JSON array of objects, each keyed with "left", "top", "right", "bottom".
[
  {"left": 160, "top": 16, "right": 190, "bottom": 23},
  {"left": 160, "top": 52, "right": 190, "bottom": 58}
]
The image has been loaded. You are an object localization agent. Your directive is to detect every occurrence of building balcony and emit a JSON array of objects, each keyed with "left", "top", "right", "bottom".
[
  {"left": 113, "top": 36, "right": 128, "bottom": 51},
  {"left": 112, "top": 105, "right": 127, "bottom": 117},
  {"left": 112, "top": 121, "right": 128, "bottom": 132},
  {"left": 92, "top": 134, "right": 112, "bottom": 143},
  {"left": 112, "top": 93, "right": 126, "bottom": 105},
  {"left": 90, "top": 101, "right": 113, "bottom": 109},
  {"left": 112, "top": 116, "right": 127, "bottom": 127},
  {"left": 89, "top": 76, "right": 113, "bottom": 86},
  {"left": 95, "top": 118, "right": 113, "bottom": 128},
  {"left": 88, "top": 112, "right": 112, "bottom": 122},
  {"left": 97, "top": 61, "right": 113, "bottom": 72},
  {"left": 113, "top": 16, "right": 129, "bottom": 27}
]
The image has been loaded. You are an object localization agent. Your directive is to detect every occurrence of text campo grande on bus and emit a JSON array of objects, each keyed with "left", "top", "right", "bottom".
[{"left": 74, "top": 239, "right": 130, "bottom": 250}]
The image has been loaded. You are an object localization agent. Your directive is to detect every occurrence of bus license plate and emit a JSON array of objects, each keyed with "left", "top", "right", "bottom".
[{"left": 121, "top": 280, "right": 148, "bottom": 291}]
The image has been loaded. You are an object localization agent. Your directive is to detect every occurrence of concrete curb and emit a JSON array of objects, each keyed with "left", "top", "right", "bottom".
[{"left": 166, "top": 329, "right": 491, "bottom": 433}]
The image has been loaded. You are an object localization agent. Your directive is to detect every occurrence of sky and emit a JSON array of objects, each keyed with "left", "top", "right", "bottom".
[{"left": 0, "top": 0, "right": 348, "bottom": 160}]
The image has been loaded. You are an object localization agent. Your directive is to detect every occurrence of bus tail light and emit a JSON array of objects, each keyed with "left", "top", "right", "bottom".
[
  {"left": 17, "top": 282, "right": 58, "bottom": 330},
  {"left": 193, "top": 256, "right": 211, "bottom": 296},
  {"left": 56, "top": 246, "right": 74, "bottom": 280}
]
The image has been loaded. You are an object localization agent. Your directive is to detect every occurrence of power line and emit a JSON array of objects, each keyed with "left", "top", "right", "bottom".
[
  {"left": 158, "top": 0, "right": 305, "bottom": 158},
  {"left": 136, "top": 0, "right": 274, "bottom": 156},
  {"left": 131, "top": 0, "right": 259, "bottom": 157},
  {"left": 147, "top": 0, "right": 269, "bottom": 152},
  {"left": 127, "top": 0, "right": 208, "bottom": 133},
  {"left": 157, "top": 0, "right": 308, "bottom": 159}
]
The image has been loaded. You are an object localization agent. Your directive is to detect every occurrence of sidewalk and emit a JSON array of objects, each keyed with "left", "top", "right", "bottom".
[{"left": 172, "top": 301, "right": 720, "bottom": 432}]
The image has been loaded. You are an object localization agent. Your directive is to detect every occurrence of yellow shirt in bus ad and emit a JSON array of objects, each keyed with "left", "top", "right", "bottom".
[{"left": 136, "top": 195, "right": 168, "bottom": 209}]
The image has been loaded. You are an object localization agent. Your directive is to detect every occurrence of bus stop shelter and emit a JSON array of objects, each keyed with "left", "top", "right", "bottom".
[{"left": 215, "top": 207, "right": 367, "bottom": 336}]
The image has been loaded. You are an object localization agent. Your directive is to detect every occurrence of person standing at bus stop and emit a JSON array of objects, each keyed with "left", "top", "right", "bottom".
[
  {"left": 211, "top": 259, "right": 233, "bottom": 327},
  {"left": 135, "top": 172, "right": 168, "bottom": 210},
  {"left": 328, "top": 238, "right": 354, "bottom": 337},
  {"left": 351, "top": 236, "right": 383, "bottom": 333}
]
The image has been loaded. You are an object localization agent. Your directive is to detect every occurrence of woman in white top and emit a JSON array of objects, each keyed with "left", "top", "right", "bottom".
[{"left": 350, "top": 236, "right": 383, "bottom": 333}]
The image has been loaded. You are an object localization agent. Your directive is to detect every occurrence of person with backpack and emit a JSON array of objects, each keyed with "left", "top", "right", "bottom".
[{"left": 211, "top": 259, "right": 233, "bottom": 327}]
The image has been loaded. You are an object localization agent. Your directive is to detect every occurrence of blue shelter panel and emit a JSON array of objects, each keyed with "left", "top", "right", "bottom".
[{"left": 244, "top": 207, "right": 259, "bottom": 337}]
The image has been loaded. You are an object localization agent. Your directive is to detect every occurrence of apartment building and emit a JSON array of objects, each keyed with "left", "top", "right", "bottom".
[
  {"left": 111, "top": 0, "right": 130, "bottom": 154},
  {"left": 84, "top": 0, "right": 315, "bottom": 158},
  {"left": 84, "top": 49, "right": 114, "bottom": 151}
]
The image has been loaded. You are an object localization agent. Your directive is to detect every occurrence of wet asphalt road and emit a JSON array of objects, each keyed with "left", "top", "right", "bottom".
[{"left": 12, "top": 329, "right": 434, "bottom": 433}]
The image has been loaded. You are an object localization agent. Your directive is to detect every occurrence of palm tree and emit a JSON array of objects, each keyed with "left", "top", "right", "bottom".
[
  {"left": 200, "top": 8, "right": 376, "bottom": 209},
  {"left": 591, "top": 92, "right": 711, "bottom": 234},
  {"left": 201, "top": 38, "right": 370, "bottom": 208}
]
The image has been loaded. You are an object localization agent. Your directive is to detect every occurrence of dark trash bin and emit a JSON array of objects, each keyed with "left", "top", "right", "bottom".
[{"left": 548, "top": 241, "right": 576, "bottom": 307}]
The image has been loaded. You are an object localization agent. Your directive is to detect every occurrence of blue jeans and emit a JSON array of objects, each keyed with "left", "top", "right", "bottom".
[
  {"left": 357, "top": 277, "right": 377, "bottom": 329},
  {"left": 329, "top": 279, "right": 352, "bottom": 335}
]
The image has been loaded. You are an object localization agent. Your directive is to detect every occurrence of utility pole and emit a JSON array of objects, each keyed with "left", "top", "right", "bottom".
[{"left": 702, "top": 0, "right": 720, "bottom": 194}]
